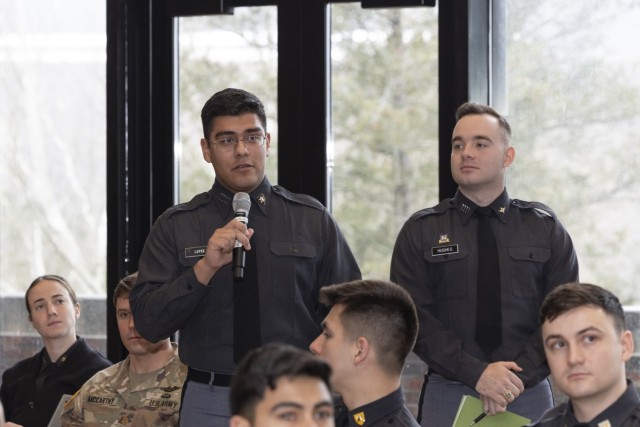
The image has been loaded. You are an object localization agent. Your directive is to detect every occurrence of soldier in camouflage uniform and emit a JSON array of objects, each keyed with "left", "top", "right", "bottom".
[{"left": 61, "top": 272, "right": 187, "bottom": 426}]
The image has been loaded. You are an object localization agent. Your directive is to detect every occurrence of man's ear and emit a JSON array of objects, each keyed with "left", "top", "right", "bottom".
[
  {"left": 201, "top": 138, "right": 213, "bottom": 163},
  {"left": 265, "top": 132, "right": 271, "bottom": 157},
  {"left": 621, "top": 330, "right": 635, "bottom": 362},
  {"left": 354, "top": 337, "right": 370, "bottom": 365},
  {"left": 229, "top": 415, "right": 251, "bottom": 427},
  {"left": 503, "top": 145, "right": 515, "bottom": 168}
]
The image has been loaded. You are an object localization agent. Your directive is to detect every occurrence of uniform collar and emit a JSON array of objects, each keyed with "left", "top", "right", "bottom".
[
  {"left": 453, "top": 188, "right": 510, "bottom": 224},
  {"left": 347, "top": 387, "right": 404, "bottom": 426},
  {"left": 563, "top": 380, "right": 640, "bottom": 426},
  {"left": 42, "top": 335, "right": 81, "bottom": 368},
  {"left": 211, "top": 177, "right": 272, "bottom": 218}
]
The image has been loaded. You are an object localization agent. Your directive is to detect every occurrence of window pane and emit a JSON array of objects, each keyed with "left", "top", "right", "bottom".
[
  {"left": 505, "top": 1, "right": 640, "bottom": 305},
  {"left": 177, "top": 7, "right": 278, "bottom": 203},
  {"left": 0, "top": 0, "right": 107, "bottom": 374},
  {"left": 329, "top": 3, "right": 438, "bottom": 415},
  {"left": 330, "top": 4, "right": 439, "bottom": 280}
]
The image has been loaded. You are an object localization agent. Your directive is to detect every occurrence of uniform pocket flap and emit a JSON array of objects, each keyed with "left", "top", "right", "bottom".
[
  {"left": 269, "top": 241, "right": 317, "bottom": 258},
  {"left": 508, "top": 245, "right": 550, "bottom": 263}
]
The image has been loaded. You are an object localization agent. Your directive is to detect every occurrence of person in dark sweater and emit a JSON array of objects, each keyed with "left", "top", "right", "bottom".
[{"left": 0, "top": 275, "right": 111, "bottom": 427}]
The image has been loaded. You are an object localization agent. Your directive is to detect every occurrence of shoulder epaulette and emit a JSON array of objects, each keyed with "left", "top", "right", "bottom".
[
  {"left": 511, "top": 199, "right": 557, "bottom": 219},
  {"left": 164, "top": 191, "right": 212, "bottom": 217},
  {"left": 272, "top": 185, "right": 325, "bottom": 211},
  {"left": 410, "top": 199, "right": 454, "bottom": 220}
]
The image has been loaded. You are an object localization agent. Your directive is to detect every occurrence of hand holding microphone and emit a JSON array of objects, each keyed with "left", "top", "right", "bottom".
[
  {"left": 232, "top": 192, "right": 251, "bottom": 281},
  {"left": 192, "top": 193, "right": 253, "bottom": 286}
]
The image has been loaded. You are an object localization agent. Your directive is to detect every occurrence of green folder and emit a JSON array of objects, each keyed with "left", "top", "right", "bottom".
[{"left": 451, "top": 395, "right": 531, "bottom": 427}]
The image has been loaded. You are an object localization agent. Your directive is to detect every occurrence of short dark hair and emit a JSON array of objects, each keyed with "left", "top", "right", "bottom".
[
  {"left": 455, "top": 102, "right": 512, "bottom": 141},
  {"left": 230, "top": 343, "right": 332, "bottom": 422},
  {"left": 25, "top": 275, "right": 78, "bottom": 316},
  {"left": 201, "top": 88, "right": 267, "bottom": 139},
  {"left": 113, "top": 271, "right": 138, "bottom": 307},
  {"left": 540, "top": 282, "right": 626, "bottom": 333},
  {"left": 319, "top": 279, "right": 418, "bottom": 375}
]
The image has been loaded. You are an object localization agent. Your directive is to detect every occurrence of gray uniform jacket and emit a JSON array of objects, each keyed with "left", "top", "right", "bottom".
[
  {"left": 130, "top": 177, "right": 361, "bottom": 373},
  {"left": 390, "top": 189, "right": 578, "bottom": 389}
]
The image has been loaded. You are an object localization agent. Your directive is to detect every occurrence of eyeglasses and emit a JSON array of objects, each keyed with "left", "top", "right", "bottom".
[{"left": 211, "top": 134, "right": 267, "bottom": 151}]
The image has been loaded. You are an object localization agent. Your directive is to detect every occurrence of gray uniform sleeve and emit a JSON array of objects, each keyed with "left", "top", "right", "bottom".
[
  {"left": 130, "top": 214, "right": 211, "bottom": 342},
  {"left": 317, "top": 209, "right": 362, "bottom": 290}
]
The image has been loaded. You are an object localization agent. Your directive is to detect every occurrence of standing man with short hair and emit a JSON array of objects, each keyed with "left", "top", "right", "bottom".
[
  {"left": 391, "top": 102, "right": 579, "bottom": 426},
  {"left": 310, "top": 279, "right": 419, "bottom": 427},
  {"left": 130, "top": 88, "right": 361, "bottom": 426},
  {"left": 230, "top": 343, "right": 335, "bottom": 427},
  {"left": 61, "top": 272, "right": 187, "bottom": 426},
  {"left": 529, "top": 282, "right": 640, "bottom": 426}
]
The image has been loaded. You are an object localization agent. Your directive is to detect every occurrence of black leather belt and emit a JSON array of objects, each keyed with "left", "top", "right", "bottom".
[{"left": 187, "top": 367, "right": 233, "bottom": 387}]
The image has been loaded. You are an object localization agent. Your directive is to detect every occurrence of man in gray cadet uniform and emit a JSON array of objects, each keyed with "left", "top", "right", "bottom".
[
  {"left": 391, "top": 102, "right": 579, "bottom": 426},
  {"left": 130, "top": 88, "right": 361, "bottom": 426}
]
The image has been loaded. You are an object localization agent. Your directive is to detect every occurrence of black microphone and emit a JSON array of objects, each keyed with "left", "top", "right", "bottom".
[{"left": 232, "top": 192, "right": 251, "bottom": 281}]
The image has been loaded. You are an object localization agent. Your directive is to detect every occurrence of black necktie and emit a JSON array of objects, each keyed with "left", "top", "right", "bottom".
[
  {"left": 475, "top": 207, "right": 502, "bottom": 355},
  {"left": 233, "top": 239, "right": 261, "bottom": 363}
]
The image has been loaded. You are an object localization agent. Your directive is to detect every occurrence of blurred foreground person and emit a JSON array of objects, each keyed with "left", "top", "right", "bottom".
[{"left": 230, "top": 343, "right": 334, "bottom": 427}]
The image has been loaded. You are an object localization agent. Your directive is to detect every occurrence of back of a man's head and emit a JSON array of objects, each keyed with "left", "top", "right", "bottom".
[
  {"left": 319, "top": 279, "right": 418, "bottom": 375},
  {"left": 230, "top": 343, "right": 333, "bottom": 423}
]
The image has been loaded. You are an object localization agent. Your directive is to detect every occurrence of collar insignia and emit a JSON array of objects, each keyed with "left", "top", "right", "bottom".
[
  {"left": 438, "top": 234, "right": 450, "bottom": 244},
  {"left": 353, "top": 412, "right": 366, "bottom": 426},
  {"left": 597, "top": 421, "right": 612, "bottom": 427},
  {"left": 460, "top": 203, "right": 472, "bottom": 214},
  {"left": 258, "top": 194, "right": 266, "bottom": 205},
  {"left": 499, "top": 206, "right": 506, "bottom": 213},
  {"left": 218, "top": 192, "right": 231, "bottom": 205}
]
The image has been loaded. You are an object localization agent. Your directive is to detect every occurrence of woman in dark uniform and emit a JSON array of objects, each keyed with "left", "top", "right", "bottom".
[{"left": 0, "top": 275, "right": 111, "bottom": 427}]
